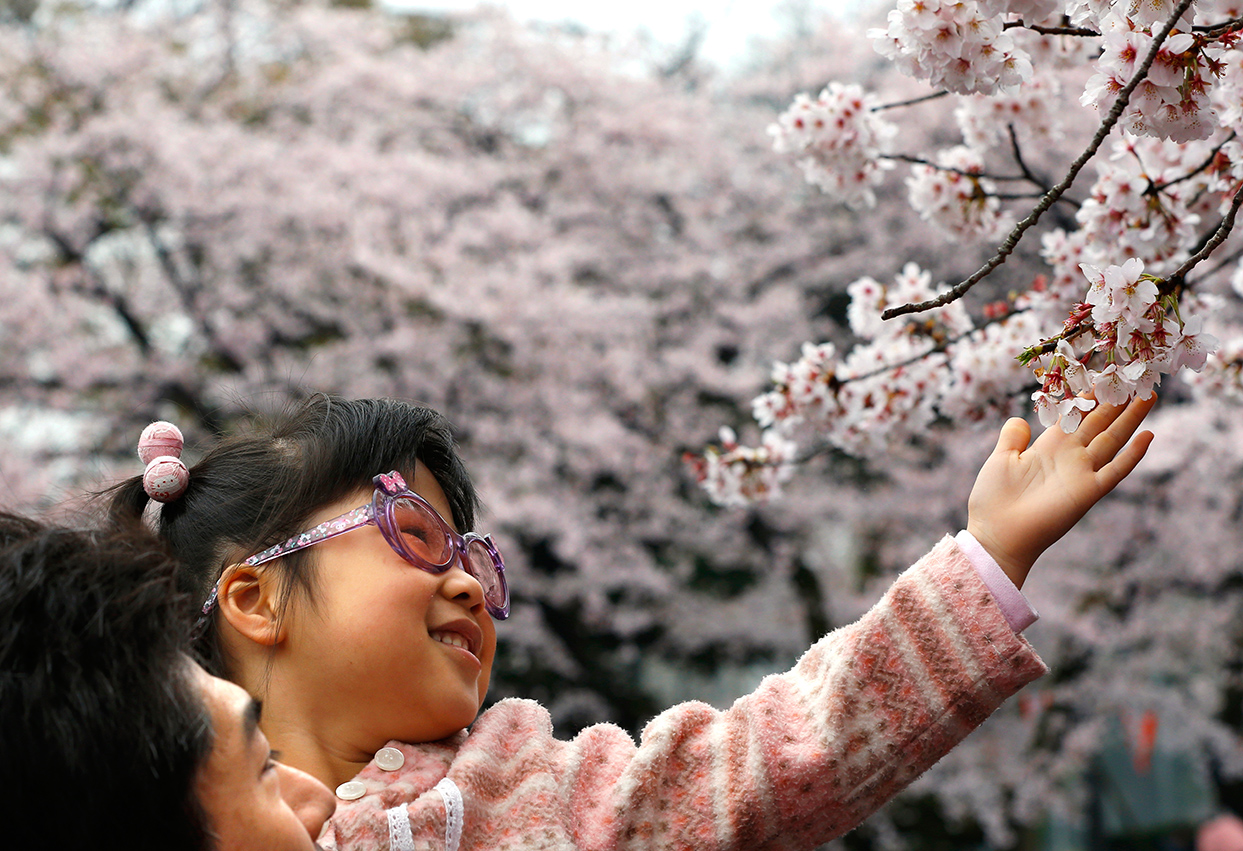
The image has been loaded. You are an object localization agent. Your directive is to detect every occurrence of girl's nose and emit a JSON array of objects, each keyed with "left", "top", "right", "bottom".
[
  {"left": 275, "top": 762, "right": 337, "bottom": 839},
  {"left": 441, "top": 556, "right": 486, "bottom": 610}
]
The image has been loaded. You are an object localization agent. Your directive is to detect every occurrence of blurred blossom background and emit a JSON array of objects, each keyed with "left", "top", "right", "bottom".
[{"left": 3, "top": 0, "right": 1243, "bottom": 848}]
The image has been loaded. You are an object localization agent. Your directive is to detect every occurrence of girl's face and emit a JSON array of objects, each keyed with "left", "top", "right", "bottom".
[{"left": 277, "top": 465, "right": 496, "bottom": 754}]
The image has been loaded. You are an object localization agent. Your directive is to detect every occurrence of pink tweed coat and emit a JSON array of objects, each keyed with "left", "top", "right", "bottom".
[{"left": 320, "top": 536, "right": 1048, "bottom": 851}]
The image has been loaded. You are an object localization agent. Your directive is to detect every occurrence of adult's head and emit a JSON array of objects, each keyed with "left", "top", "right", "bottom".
[
  {"left": 107, "top": 395, "right": 482, "bottom": 677},
  {"left": 0, "top": 513, "right": 334, "bottom": 849}
]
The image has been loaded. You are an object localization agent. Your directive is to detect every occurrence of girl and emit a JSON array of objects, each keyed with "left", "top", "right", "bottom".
[{"left": 108, "top": 394, "right": 1155, "bottom": 851}]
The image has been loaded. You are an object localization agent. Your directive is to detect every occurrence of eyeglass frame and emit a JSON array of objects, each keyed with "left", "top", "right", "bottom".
[{"left": 199, "top": 469, "right": 509, "bottom": 622}]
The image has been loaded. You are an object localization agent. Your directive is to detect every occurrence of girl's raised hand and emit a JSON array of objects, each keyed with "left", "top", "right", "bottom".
[{"left": 966, "top": 395, "right": 1157, "bottom": 589}]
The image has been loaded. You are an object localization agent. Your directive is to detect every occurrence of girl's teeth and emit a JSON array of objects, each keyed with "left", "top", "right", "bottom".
[{"left": 434, "top": 632, "right": 468, "bottom": 650}]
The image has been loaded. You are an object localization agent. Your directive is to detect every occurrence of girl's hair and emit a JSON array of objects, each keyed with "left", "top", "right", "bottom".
[{"left": 106, "top": 395, "right": 480, "bottom": 675}]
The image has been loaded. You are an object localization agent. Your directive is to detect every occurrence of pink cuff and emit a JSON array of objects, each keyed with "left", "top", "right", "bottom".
[{"left": 955, "top": 530, "right": 1039, "bottom": 633}]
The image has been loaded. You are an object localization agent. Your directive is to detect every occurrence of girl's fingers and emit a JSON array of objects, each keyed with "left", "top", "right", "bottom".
[
  {"left": 1073, "top": 396, "right": 1129, "bottom": 444},
  {"left": 1096, "top": 429, "right": 1155, "bottom": 492},
  {"left": 1086, "top": 395, "right": 1157, "bottom": 468}
]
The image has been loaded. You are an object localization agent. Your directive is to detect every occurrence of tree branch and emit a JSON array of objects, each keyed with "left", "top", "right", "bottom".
[
  {"left": 1153, "top": 131, "right": 1237, "bottom": 193},
  {"left": 883, "top": 153, "right": 1028, "bottom": 182},
  {"left": 1003, "top": 20, "right": 1101, "bottom": 37},
  {"left": 870, "top": 90, "right": 950, "bottom": 112},
  {"left": 1166, "top": 181, "right": 1243, "bottom": 287},
  {"left": 881, "top": 0, "right": 1197, "bottom": 321},
  {"left": 1193, "top": 16, "right": 1243, "bottom": 37},
  {"left": 1007, "top": 123, "right": 1052, "bottom": 193},
  {"left": 1189, "top": 245, "right": 1243, "bottom": 286}
]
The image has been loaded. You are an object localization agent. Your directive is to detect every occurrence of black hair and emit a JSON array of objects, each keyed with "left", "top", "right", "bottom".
[
  {"left": 0, "top": 513, "right": 212, "bottom": 850},
  {"left": 106, "top": 394, "right": 480, "bottom": 675}
]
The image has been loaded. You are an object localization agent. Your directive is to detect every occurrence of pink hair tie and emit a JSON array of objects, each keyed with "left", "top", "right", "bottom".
[{"left": 138, "top": 421, "right": 189, "bottom": 503}]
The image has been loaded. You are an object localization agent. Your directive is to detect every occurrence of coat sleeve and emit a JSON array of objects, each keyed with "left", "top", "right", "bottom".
[{"left": 569, "top": 534, "right": 1048, "bottom": 851}]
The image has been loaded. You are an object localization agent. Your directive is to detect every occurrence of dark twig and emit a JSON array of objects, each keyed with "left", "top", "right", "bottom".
[
  {"left": 1153, "top": 131, "right": 1237, "bottom": 193},
  {"left": 1189, "top": 245, "right": 1243, "bottom": 286},
  {"left": 884, "top": 153, "right": 1028, "bottom": 182},
  {"left": 1014, "top": 321, "right": 1096, "bottom": 362},
  {"left": 1004, "top": 20, "right": 1101, "bottom": 37},
  {"left": 1193, "top": 16, "right": 1243, "bottom": 37},
  {"left": 870, "top": 90, "right": 950, "bottom": 112},
  {"left": 881, "top": 0, "right": 1197, "bottom": 321},
  {"left": 1166, "top": 182, "right": 1243, "bottom": 287},
  {"left": 818, "top": 306, "right": 1027, "bottom": 386},
  {"left": 1007, "top": 123, "right": 1052, "bottom": 192}
]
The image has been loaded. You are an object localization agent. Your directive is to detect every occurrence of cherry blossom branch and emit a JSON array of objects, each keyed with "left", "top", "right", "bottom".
[
  {"left": 870, "top": 90, "right": 950, "bottom": 112},
  {"left": 1165, "top": 182, "right": 1243, "bottom": 288},
  {"left": 1152, "top": 131, "right": 1237, "bottom": 193},
  {"left": 1003, "top": 19, "right": 1100, "bottom": 37},
  {"left": 881, "top": 0, "right": 1197, "bottom": 322},
  {"left": 1193, "top": 16, "right": 1243, "bottom": 37},
  {"left": 885, "top": 152, "right": 1030, "bottom": 182},
  {"left": 1015, "top": 320, "right": 1096, "bottom": 363},
  {"left": 1020, "top": 183, "right": 1243, "bottom": 361},
  {"left": 821, "top": 306, "right": 1028, "bottom": 386}
]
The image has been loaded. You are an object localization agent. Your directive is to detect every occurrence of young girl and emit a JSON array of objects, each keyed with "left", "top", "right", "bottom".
[{"left": 108, "top": 394, "right": 1155, "bottom": 851}]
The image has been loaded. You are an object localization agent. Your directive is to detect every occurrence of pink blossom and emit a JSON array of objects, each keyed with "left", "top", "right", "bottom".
[{"left": 769, "top": 83, "right": 897, "bottom": 208}]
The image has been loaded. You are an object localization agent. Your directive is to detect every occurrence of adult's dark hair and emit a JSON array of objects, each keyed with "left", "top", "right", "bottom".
[
  {"left": 106, "top": 394, "right": 480, "bottom": 676},
  {"left": 0, "top": 514, "right": 212, "bottom": 850}
]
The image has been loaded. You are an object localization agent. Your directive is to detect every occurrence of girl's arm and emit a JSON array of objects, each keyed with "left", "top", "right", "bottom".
[
  {"left": 585, "top": 537, "right": 1046, "bottom": 850},
  {"left": 577, "top": 396, "right": 1155, "bottom": 849}
]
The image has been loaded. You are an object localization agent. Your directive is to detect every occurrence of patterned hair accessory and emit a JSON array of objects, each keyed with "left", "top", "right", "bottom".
[{"left": 138, "top": 421, "right": 189, "bottom": 503}]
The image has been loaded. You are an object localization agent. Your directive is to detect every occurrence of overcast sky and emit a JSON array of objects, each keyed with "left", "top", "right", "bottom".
[{"left": 390, "top": 1, "right": 853, "bottom": 67}]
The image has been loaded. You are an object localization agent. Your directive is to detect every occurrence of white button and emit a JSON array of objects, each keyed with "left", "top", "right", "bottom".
[
  {"left": 336, "top": 780, "right": 366, "bottom": 801},
  {"left": 375, "top": 746, "right": 405, "bottom": 771}
]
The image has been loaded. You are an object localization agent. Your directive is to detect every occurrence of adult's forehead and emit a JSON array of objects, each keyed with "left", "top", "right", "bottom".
[{"left": 186, "top": 659, "right": 252, "bottom": 731}]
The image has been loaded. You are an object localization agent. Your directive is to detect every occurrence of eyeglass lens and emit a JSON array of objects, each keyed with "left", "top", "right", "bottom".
[
  {"left": 392, "top": 498, "right": 452, "bottom": 564},
  {"left": 465, "top": 539, "right": 504, "bottom": 608},
  {"left": 391, "top": 498, "right": 505, "bottom": 611}
]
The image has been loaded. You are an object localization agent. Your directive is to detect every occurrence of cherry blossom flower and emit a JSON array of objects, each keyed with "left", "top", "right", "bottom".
[
  {"left": 768, "top": 83, "right": 897, "bottom": 208},
  {"left": 906, "top": 145, "right": 1012, "bottom": 241}
]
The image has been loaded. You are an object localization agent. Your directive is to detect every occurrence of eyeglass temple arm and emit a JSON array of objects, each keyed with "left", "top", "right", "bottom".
[{"left": 243, "top": 505, "right": 376, "bottom": 566}]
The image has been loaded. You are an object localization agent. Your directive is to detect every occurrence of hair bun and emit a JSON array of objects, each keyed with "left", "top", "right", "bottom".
[
  {"left": 137, "top": 421, "right": 185, "bottom": 465},
  {"left": 143, "top": 456, "right": 190, "bottom": 503}
]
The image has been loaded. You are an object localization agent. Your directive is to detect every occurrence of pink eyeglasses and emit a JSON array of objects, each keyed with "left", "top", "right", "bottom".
[{"left": 200, "top": 470, "right": 509, "bottom": 622}]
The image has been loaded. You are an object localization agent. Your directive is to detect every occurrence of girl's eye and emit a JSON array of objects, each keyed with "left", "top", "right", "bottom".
[
  {"left": 393, "top": 501, "right": 446, "bottom": 558},
  {"left": 398, "top": 517, "right": 436, "bottom": 543}
]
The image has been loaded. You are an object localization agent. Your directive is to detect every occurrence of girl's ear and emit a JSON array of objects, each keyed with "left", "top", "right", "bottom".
[{"left": 216, "top": 563, "right": 286, "bottom": 647}]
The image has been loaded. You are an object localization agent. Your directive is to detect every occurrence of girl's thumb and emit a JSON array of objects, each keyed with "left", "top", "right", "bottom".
[{"left": 994, "top": 417, "right": 1032, "bottom": 455}]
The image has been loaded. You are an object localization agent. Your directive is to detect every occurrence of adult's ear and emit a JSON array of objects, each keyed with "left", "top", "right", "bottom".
[{"left": 216, "top": 563, "right": 286, "bottom": 647}]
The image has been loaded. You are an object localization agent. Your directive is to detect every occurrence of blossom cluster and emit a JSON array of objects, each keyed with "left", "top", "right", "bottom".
[
  {"left": 1186, "top": 334, "right": 1243, "bottom": 401},
  {"left": 767, "top": 83, "right": 896, "bottom": 208},
  {"left": 1081, "top": 29, "right": 1219, "bottom": 143},
  {"left": 954, "top": 75, "right": 1064, "bottom": 150},
  {"left": 906, "top": 145, "right": 1013, "bottom": 241},
  {"left": 868, "top": 0, "right": 1057, "bottom": 96},
  {"left": 1029, "top": 258, "right": 1218, "bottom": 430},
  {"left": 684, "top": 427, "right": 798, "bottom": 508}
]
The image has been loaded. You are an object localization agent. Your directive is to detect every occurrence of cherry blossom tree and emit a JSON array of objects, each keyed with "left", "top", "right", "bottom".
[
  {"left": 692, "top": 0, "right": 1243, "bottom": 510},
  {"left": 0, "top": 0, "right": 902, "bottom": 735},
  {"left": 685, "top": 0, "right": 1243, "bottom": 846}
]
